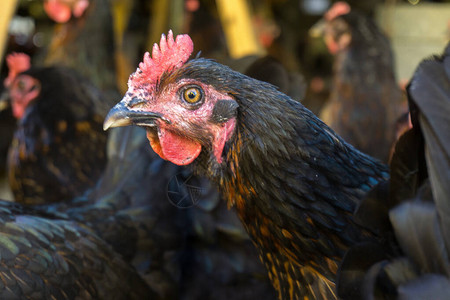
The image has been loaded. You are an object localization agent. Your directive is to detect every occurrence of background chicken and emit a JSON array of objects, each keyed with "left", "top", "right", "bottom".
[
  {"left": 2, "top": 53, "right": 108, "bottom": 204},
  {"left": 0, "top": 126, "right": 163, "bottom": 299},
  {"left": 339, "top": 42, "right": 450, "bottom": 299},
  {"left": 42, "top": 0, "right": 120, "bottom": 102},
  {"left": 314, "top": 2, "right": 406, "bottom": 163},
  {"left": 105, "top": 31, "right": 391, "bottom": 300},
  {"left": 0, "top": 198, "right": 157, "bottom": 299}
]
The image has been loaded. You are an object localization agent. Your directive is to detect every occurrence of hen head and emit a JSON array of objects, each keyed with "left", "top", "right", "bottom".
[
  {"left": 104, "top": 31, "right": 239, "bottom": 167},
  {"left": 44, "top": 0, "right": 90, "bottom": 23},
  {"left": 3, "top": 53, "right": 40, "bottom": 119},
  {"left": 310, "top": 1, "right": 352, "bottom": 54}
]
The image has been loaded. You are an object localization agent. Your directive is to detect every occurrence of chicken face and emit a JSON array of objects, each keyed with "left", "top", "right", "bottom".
[
  {"left": 104, "top": 31, "right": 238, "bottom": 166},
  {"left": 8, "top": 75, "right": 41, "bottom": 119},
  {"left": 310, "top": 2, "right": 352, "bottom": 54},
  {"left": 2, "top": 52, "right": 37, "bottom": 119}
]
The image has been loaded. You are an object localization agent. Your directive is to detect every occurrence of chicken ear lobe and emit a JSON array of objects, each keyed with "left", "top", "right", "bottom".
[
  {"left": 209, "top": 99, "right": 239, "bottom": 124},
  {"left": 209, "top": 99, "right": 238, "bottom": 164}
]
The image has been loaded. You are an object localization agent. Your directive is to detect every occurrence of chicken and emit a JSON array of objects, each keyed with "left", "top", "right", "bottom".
[
  {"left": 104, "top": 31, "right": 389, "bottom": 300},
  {"left": 0, "top": 105, "right": 15, "bottom": 201},
  {"left": 1, "top": 53, "right": 108, "bottom": 204},
  {"left": 0, "top": 198, "right": 156, "bottom": 299},
  {"left": 0, "top": 125, "right": 164, "bottom": 299},
  {"left": 339, "top": 42, "right": 450, "bottom": 299},
  {"left": 70, "top": 126, "right": 275, "bottom": 300},
  {"left": 314, "top": 2, "right": 406, "bottom": 163},
  {"left": 43, "top": 0, "right": 119, "bottom": 103}
]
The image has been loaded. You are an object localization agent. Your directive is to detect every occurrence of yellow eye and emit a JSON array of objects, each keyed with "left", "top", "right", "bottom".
[{"left": 182, "top": 86, "right": 203, "bottom": 104}]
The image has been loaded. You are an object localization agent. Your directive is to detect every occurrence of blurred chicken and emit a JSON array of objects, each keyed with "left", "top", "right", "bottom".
[
  {"left": 313, "top": 2, "right": 406, "bottom": 163},
  {"left": 0, "top": 124, "right": 169, "bottom": 299},
  {"left": 43, "top": 0, "right": 119, "bottom": 103},
  {"left": 339, "top": 42, "right": 450, "bottom": 299},
  {"left": 2, "top": 53, "right": 107, "bottom": 204},
  {"left": 0, "top": 198, "right": 157, "bottom": 299},
  {"left": 0, "top": 105, "right": 15, "bottom": 200}
]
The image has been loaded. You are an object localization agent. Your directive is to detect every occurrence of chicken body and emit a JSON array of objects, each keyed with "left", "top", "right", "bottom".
[
  {"left": 105, "top": 32, "right": 389, "bottom": 299},
  {"left": 318, "top": 4, "right": 405, "bottom": 162},
  {"left": 339, "top": 42, "right": 450, "bottom": 299},
  {"left": 0, "top": 199, "right": 156, "bottom": 299},
  {"left": 74, "top": 126, "right": 276, "bottom": 300},
  {"left": 5, "top": 66, "right": 108, "bottom": 204}
]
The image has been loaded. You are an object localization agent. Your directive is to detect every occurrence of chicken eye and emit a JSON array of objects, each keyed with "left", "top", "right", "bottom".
[
  {"left": 17, "top": 80, "right": 26, "bottom": 91},
  {"left": 182, "top": 86, "right": 203, "bottom": 105}
]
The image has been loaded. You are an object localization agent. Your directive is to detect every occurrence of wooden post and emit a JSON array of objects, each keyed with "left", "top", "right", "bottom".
[
  {"left": 111, "top": 0, "right": 134, "bottom": 93},
  {"left": 147, "top": 0, "right": 185, "bottom": 50},
  {"left": 147, "top": 0, "right": 170, "bottom": 51},
  {"left": 0, "top": 0, "right": 18, "bottom": 69},
  {"left": 216, "top": 0, "right": 264, "bottom": 58}
]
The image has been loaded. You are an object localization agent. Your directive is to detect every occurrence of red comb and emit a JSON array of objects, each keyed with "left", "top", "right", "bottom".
[
  {"left": 129, "top": 30, "right": 194, "bottom": 88},
  {"left": 4, "top": 52, "right": 31, "bottom": 87},
  {"left": 44, "top": 0, "right": 90, "bottom": 23},
  {"left": 325, "top": 1, "right": 351, "bottom": 21}
]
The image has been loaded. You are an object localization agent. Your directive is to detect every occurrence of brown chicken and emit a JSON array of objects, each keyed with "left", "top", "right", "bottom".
[
  {"left": 104, "top": 31, "right": 389, "bottom": 299},
  {"left": 314, "top": 2, "right": 406, "bottom": 163},
  {"left": 2, "top": 53, "right": 107, "bottom": 204}
]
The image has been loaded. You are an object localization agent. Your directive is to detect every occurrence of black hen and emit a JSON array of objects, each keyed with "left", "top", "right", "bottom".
[
  {"left": 0, "top": 126, "right": 162, "bottom": 299},
  {"left": 3, "top": 56, "right": 108, "bottom": 204},
  {"left": 43, "top": 0, "right": 119, "bottom": 102},
  {"left": 34, "top": 122, "right": 273, "bottom": 300},
  {"left": 339, "top": 42, "right": 450, "bottom": 299},
  {"left": 104, "top": 31, "right": 389, "bottom": 300},
  {"left": 314, "top": 2, "right": 406, "bottom": 163},
  {"left": 0, "top": 199, "right": 156, "bottom": 299}
]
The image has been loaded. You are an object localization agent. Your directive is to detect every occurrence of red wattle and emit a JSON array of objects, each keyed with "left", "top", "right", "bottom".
[{"left": 147, "top": 128, "right": 201, "bottom": 166}]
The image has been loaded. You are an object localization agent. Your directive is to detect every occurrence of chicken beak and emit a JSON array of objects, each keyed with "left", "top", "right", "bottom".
[
  {"left": 103, "top": 99, "right": 165, "bottom": 131},
  {"left": 0, "top": 91, "right": 10, "bottom": 112},
  {"left": 309, "top": 19, "right": 326, "bottom": 38}
]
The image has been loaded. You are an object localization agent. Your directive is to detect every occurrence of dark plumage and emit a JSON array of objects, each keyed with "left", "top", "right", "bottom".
[
  {"left": 58, "top": 126, "right": 276, "bottom": 300},
  {"left": 105, "top": 32, "right": 389, "bottom": 299},
  {"left": 44, "top": 0, "right": 119, "bottom": 102},
  {"left": 0, "top": 126, "right": 161, "bottom": 299},
  {"left": 339, "top": 42, "right": 450, "bottom": 299},
  {"left": 3, "top": 65, "right": 275, "bottom": 299},
  {"left": 317, "top": 2, "right": 406, "bottom": 162},
  {"left": 175, "top": 59, "right": 388, "bottom": 299},
  {"left": 244, "top": 55, "right": 306, "bottom": 101},
  {"left": 6, "top": 66, "right": 108, "bottom": 204},
  {"left": 0, "top": 199, "right": 156, "bottom": 300}
]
